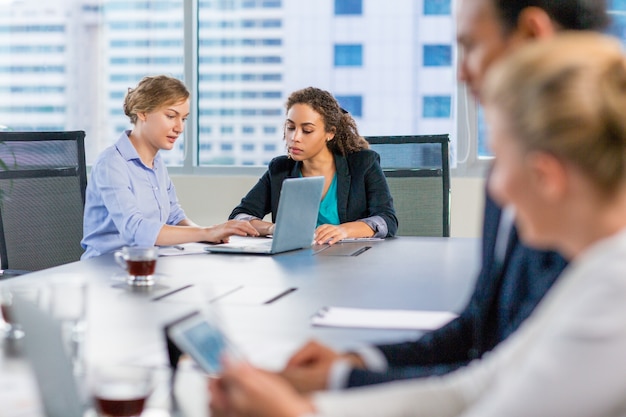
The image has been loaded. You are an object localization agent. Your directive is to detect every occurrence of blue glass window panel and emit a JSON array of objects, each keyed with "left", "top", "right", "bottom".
[
  {"left": 423, "top": 96, "right": 451, "bottom": 118},
  {"left": 336, "top": 95, "right": 363, "bottom": 117},
  {"left": 220, "top": 143, "right": 233, "bottom": 151},
  {"left": 610, "top": 0, "right": 626, "bottom": 9},
  {"left": 263, "top": 143, "right": 277, "bottom": 152},
  {"left": 424, "top": 0, "right": 451, "bottom": 15},
  {"left": 263, "top": 126, "right": 277, "bottom": 135},
  {"left": 242, "top": 126, "right": 255, "bottom": 134},
  {"left": 242, "top": 143, "right": 255, "bottom": 151},
  {"left": 334, "top": 44, "right": 363, "bottom": 67},
  {"left": 476, "top": 105, "right": 492, "bottom": 157},
  {"left": 423, "top": 45, "right": 452, "bottom": 67},
  {"left": 335, "top": 0, "right": 362, "bottom": 15}
]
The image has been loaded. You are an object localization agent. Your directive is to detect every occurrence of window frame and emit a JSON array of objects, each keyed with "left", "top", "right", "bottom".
[{"left": 168, "top": 0, "right": 485, "bottom": 179}]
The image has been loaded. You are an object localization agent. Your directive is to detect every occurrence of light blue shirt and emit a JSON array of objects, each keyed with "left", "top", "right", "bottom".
[
  {"left": 317, "top": 174, "right": 340, "bottom": 226},
  {"left": 81, "top": 131, "right": 187, "bottom": 259}
]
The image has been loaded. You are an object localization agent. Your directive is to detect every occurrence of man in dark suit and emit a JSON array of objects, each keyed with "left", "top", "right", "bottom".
[{"left": 279, "top": 0, "right": 609, "bottom": 393}]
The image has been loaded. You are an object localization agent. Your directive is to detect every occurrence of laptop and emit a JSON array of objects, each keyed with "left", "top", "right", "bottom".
[
  {"left": 205, "top": 176, "right": 324, "bottom": 255},
  {"left": 11, "top": 294, "right": 85, "bottom": 417}
]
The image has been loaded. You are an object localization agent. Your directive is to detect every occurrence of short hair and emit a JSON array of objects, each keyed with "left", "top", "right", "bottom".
[
  {"left": 493, "top": 0, "right": 610, "bottom": 33},
  {"left": 123, "top": 75, "right": 190, "bottom": 124},
  {"left": 483, "top": 32, "right": 626, "bottom": 196},
  {"left": 285, "top": 87, "right": 368, "bottom": 156}
]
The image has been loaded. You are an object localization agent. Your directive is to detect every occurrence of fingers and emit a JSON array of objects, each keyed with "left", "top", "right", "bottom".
[
  {"left": 285, "top": 340, "right": 325, "bottom": 368},
  {"left": 314, "top": 225, "right": 347, "bottom": 245},
  {"left": 228, "top": 220, "right": 260, "bottom": 237}
]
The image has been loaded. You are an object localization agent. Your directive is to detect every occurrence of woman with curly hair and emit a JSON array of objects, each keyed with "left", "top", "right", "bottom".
[{"left": 230, "top": 87, "right": 398, "bottom": 244}]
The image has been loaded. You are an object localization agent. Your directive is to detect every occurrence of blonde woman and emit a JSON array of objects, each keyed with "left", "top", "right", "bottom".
[
  {"left": 81, "top": 75, "right": 257, "bottom": 259},
  {"left": 210, "top": 33, "right": 626, "bottom": 417}
]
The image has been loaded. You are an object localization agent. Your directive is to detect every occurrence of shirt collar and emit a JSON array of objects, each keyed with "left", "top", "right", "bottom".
[{"left": 115, "top": 130, "right": 162, "bottom": 168}]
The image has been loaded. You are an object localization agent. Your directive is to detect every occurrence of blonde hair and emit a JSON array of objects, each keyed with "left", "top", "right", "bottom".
[
  {"left": 483, "top": 32, "right": 626, "bottom": 196},
  {"left": 123, "top": 75, "right": 190, "bottom": 124}
]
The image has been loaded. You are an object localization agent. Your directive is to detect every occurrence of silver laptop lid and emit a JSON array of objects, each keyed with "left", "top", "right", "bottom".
[{"left": 270, "top": 176, "right": 324, "bottom": 253}]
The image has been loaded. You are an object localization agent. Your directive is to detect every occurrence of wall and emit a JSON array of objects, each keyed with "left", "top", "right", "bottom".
[{"left": 172, "top": 175, "right": 486, "bottom": 238}]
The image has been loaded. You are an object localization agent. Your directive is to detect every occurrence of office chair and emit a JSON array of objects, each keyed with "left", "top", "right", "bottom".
[
  {"left": 0, "top": 131, "right": 87, "bottom": 275},
  {"left": 366, "top": 134, "right": 450, "bottom": 237}
]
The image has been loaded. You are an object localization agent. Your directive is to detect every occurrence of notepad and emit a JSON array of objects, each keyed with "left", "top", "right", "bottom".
[{"left": 311, "top": 307, "right": 458, "bottom": 330}]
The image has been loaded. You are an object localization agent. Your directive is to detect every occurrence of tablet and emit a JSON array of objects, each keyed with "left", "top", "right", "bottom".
[{"left": 165, "top": 310, "right": 239, "bottom": 375}]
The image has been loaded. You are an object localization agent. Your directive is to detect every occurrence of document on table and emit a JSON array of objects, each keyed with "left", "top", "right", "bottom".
[
  {"left": 311, "top": 307, "right": 458, "bottom": 330},
  {"left": 158, "top": 242, "right": 209, "bottom": 256}
]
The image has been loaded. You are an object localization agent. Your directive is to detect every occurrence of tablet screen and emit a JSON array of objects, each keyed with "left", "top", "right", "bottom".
[{"left": 167, "top": 311, "right": 235, "bottom": 375}]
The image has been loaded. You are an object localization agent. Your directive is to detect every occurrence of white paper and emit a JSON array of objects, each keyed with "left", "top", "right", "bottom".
[
  {"left": 158, "top": 243, "right": 210, "bottom": 256},
  {"left": 311, "top": 307, "right": 458, "bottom": 330}
]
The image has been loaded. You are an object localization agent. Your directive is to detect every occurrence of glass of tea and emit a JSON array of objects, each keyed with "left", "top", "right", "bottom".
[
  {"left": 114, "top": 246, "right": 159, "bottom": 287},
  {"left": 90, "top": 365, "right": 154, "bottom": 417}
]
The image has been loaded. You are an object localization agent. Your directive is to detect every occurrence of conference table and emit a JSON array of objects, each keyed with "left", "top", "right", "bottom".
[{"left": 0, "top": 236, "right": 480, "bottom": 416}]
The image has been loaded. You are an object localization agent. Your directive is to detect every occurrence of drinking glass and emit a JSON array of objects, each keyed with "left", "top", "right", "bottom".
[
  {"left": 48, "top": 275, "right": 88, "bottom": 376},
  {"left": 90, "top": 365, "right": 154, "bottom": 417},
  {"left": 0, "top": 285, "right": 43, "bottom": 340},
  {"left": 114, "top": 247, "right": 159, "bottom": 287}
]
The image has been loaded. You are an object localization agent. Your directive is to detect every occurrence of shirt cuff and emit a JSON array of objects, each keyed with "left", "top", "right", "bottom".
[
  {"left": 327, "top": 358, "right": 353, "bottom": 391},
  {"left": 360, "top": 216, "right": 388, "bottom": 238},
  {"left": 327, "top": 347, "right": 389, "bottom": 390},
  {"left": 352, "top": 345, "right": 388, "bottom": 372},
  {"left": 233, "top": 213, "right": 260, "bottom": 222}
]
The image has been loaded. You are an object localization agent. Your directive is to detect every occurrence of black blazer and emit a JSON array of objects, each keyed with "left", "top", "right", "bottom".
[
  {"left": 347, "top": 192, "right": 568, "bottom": 386},
  {"left": 229, "top": 150, "right": 398, "bottom": 237}
]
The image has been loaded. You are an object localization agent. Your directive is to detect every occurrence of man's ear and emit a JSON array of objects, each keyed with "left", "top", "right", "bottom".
[
  {"left": 515, "top": 7, "right": 558, "bottom": 40},
  {"left": 528, "top": 151, "right": 568, "bottom": 202}
]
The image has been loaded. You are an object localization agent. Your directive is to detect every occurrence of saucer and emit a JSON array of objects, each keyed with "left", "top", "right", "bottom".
[{"left": 111, "top": 273, "right": 169, "bottom": 291}]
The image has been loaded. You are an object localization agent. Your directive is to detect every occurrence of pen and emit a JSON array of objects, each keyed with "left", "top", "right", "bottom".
[{"left": 173, "top": 245, "right": 185, "bottom": 251}]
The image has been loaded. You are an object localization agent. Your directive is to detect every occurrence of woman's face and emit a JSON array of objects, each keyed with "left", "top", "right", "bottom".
[
  {"left": 137, "top": 99, "right": 190, "bottom": 152},
  {"left": 487, "top": 107, "right": 559, "bottom": 249},
  {"left": 284, "top": 103, "right": 334, "bottom": 162}
]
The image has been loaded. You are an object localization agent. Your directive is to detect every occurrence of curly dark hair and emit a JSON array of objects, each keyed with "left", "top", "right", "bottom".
[{"left": 285, "top": 87, "right": 369, "bottom": 155}]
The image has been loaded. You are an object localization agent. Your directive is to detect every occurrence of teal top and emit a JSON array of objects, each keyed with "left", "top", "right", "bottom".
[{"left": 317, "top": 174, "right": 340, "bottom": 226}]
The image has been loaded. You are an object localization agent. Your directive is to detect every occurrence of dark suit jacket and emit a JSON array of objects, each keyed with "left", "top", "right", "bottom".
[
  {"left": 229, "top": 150, "right": 398, "bottom": 237},
  {"left": 347, "top": 193, "right": 568, "bottom": 387}
]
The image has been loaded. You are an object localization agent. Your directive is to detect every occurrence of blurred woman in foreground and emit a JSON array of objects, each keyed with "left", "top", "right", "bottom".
[{"left": 210, "top": 32, "right": 626, "bottom": 417}]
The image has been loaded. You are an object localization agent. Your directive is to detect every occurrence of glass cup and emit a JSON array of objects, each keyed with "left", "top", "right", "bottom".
[
  {"left": 90, "top": 365, "right": 154, "bottom": 417},
  {"left": 47, "top": 275, "right": 88, "bottom": 376},
  {"left": 114, "top": 247, "right": 159, "bottom": 287},
  {"left": 0, "top": 285, "right": 44, "bottom": 340}
]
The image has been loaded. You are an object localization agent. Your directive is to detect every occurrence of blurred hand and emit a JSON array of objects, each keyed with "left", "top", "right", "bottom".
[
  {"left": 205, "top": 220, "right": 259, "bottom": 243},
  {"left": 209, "top": 360, "right": 315, "bottom": 417},
  {"left": 280, "top": 340, "right": 365, "bottom": 393}
]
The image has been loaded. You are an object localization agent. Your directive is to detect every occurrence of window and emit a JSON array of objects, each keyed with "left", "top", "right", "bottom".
[
  {"left": 335, "top": 0, "right": 362, "bottom": 15},
  {"left": 423, "top": 45, "right": 452, "bottom": 67},
  {"left": 473, "top": 3, "right": 626, "bottom": 162},
  {"left": 424, "top": 0, "right": 451, "bottom": 15},
  {"left": 0, "top": 0, "right": 456, "bottom": 171},
  {"left": 336, "top": 95, "right": 363, "bottom": 117},
  {"left": 423, "top": 96, "right": 451, "bottom": 118},
  {"left": 334, "top": 44, "right": 363, "bottom": 67}
]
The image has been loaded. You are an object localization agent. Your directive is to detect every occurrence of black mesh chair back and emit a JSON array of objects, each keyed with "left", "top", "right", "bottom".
[
  {"left": 367, "top": 134, "right": 450, "bottom": 237},
  {"left": 0, "top": 131, "right": 87, "bottom": 273}
]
